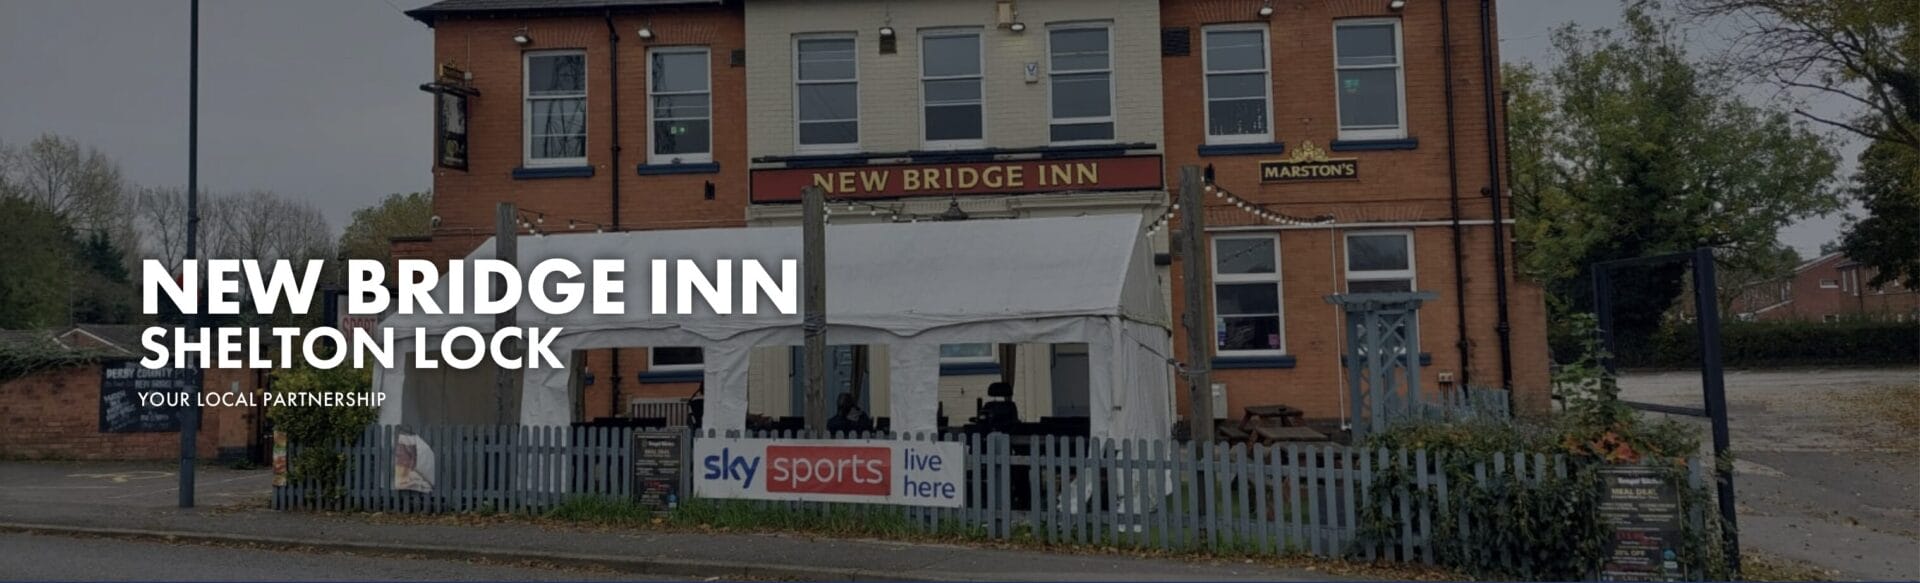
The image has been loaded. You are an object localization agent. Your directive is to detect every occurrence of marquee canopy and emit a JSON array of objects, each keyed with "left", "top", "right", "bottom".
[{"left": 375, "top": 214, "right": 1174, "bottom": 439}]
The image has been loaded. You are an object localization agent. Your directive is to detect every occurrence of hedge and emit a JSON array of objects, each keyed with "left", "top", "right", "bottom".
[{"left": 1614, "top": 319, "right": 1920, "bottom": 369}]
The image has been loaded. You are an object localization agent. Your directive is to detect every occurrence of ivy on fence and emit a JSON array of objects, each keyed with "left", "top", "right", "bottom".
[{"left": 1353, "top": 314, "right": 1727, "bottom": 580}]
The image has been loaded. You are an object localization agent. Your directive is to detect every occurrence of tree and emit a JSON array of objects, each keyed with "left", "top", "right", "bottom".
[
  {"left": 0, "top": 134, "right": 127, "bottom": 234},
  {"left": 70, "top": 231, "right": 138, "bottom": 325},
  {"left": 1680, "top": 0, "right": 1920, "bottom": 153},
  {"left": 338, "top": 191, "right": 432, "bottom": 264},
  {"left": 1838, "top": 139, "right": 1920, "bottom": 288},
  {"left": 1509, "top": 6, "right": 1843, "bottom": 344},
  {"left": 0, "top": 198, "right": 79, "bottom": 329}
]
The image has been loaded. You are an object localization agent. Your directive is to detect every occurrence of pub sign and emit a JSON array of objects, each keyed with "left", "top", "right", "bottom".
[
  {"left": 1260, "top": 141, "right": 1358, "bottom": 182},
  {"left": 751, "top": 155, "right": 1163, "bottom": 203}
]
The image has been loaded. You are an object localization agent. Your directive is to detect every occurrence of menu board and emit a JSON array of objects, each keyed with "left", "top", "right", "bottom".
[
  {"left": 1597, "top": 465, "right": 1686, "bottom": 581},
  {"left": 631, "top": 431, "right": 685, "bottom": 510},
  {"left": 98, "top": 360, "right": 189, "bottom": 433}
]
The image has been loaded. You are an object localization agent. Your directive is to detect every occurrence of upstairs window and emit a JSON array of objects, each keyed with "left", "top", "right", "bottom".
[
  {"left": 1213, "top": 235, "right": 1284, "bottom": 355},
  {"left": 922, "top": 30, "right": 985, "bottom": 148},
  {"left": 1346, "top": 232, "right": 1415, "bottom": 293},
  {"left": 1048, "top": 23, "right": 1114, "bottom": 144},
  {"left": 651, "top": 347, "right": 703, "bottom": 371},
  {"left": 1203, "top": 25, "right": 1270, "bottom": 144},
  {"left": 940, "top": 343, "right": 996, "bottom": 365},
  {"left": 795, "top": 36, "right": 859, "bottom": 151},
  {"left": 649, "top": 47, "right": 712, "bottom": 164},
  {"left": 1334, "top": 20, "right": 1406, "bottom": 140},
  {"left": 524, "top": 51, "right": 587, "bottom": 166}
]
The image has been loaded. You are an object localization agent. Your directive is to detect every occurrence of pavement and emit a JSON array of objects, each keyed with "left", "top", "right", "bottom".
[
  {"left": 0, "top": 460, "right": 1331, "bottom": 582},
  {"left": 1620, "top": 367, "right": 1920, "bottom": 581},
  {"left": 0, "top": 532, "right": 660, "bottom": 581}
]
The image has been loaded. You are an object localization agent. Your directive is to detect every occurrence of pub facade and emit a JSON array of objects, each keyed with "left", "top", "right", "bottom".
[{"left": 399, "top": 0, "right": 1550, "bottom": 433}]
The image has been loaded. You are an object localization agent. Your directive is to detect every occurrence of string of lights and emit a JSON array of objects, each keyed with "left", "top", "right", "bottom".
[
  {"left": 1144, "top": 180, "right": 1336, "bottom": 236},
  {"left": 822, "top": 197, "right": 968, "bottom": 223},
  {"left": 512, "top": 207, "right": 607, "bottom": 237}
]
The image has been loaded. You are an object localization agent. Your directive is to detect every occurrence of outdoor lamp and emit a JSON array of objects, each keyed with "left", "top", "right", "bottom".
[
  {"left": 512, "top": 29, "right": 532, "bottom": 46},
  {"left": 879, "top": 25, "right": 895, "bottom": 38},
  {"left": 1388, "top": 0, "right": 1407, "bottom": 11},
  {"left": 1258, "top": 1, "right": 1274, "bottom": 18},
  {"left": 1009, "top": 22, "right": 1026, "bottom": 33},
  {"left": 637, "top": 26, "right": 655, "bottom": 41}
]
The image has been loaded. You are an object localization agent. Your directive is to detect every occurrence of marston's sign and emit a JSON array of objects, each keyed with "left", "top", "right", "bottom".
[
  {"left": 1259, "top": 141, "right": 1358, "bottom": 182},
  {"left": 751, "top": 155, "right": 1163, "bottom": 202}
]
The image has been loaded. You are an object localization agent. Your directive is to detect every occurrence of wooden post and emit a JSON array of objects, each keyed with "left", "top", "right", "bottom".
[
  {"left": 1177, "top": 166, "right": 1215, "bottom": 441},
  {"left": 495, "top": 202, "right": 521, "bottom": 425},
  {"left": 801, "top": 186, "right": 829, "bottom": 431}
]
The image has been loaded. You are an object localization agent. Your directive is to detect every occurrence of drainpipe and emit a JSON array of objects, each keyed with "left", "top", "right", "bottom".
[
  {"left": 1440, "top": 0, "right": 1472, "bottom": 388},
  {"left": 605, "top": 10, "right": 625, "bottom": 416},
  {"left": 1479, "top": 0, "right": 1515, "bottom": 393}
]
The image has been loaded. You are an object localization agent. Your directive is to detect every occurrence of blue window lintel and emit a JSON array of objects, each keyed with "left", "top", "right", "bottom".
[
  {"left": 1212, "top": 355, "right": 1298, "bottom": 369},
  {"left": 939, "top": 361, "right": 1002, "bottom": 376},
  {"left": 636, "top": 162, "right": 721, "bottom": 176},
  {"left": 637, "top": 369, "right": 703, "bottom": 383},
  {"left": 1197, "top": 142, "right": 1287, "bottom": 157},
  {"left": 1329, "top": 137, "right": 1419, "bottom": 151}
]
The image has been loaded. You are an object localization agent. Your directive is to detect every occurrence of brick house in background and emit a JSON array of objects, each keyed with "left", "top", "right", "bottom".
[
  {"left": 395, "top": 0, "right": 1552, "bottom": 429},
  {"left": 1730, "top": 253, "right": 1919, "bottom": 322}
]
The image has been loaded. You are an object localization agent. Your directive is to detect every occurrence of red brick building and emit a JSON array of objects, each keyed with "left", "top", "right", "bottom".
[
  {"left": 396, "top": 0, "right": 1552, "bottom": 428},
  {"left": 1730, "top": 253, "right": 1919, "bottom": 322},
  {"left": 1159, "top": 0, "right": 1550, "bottom": 418}
]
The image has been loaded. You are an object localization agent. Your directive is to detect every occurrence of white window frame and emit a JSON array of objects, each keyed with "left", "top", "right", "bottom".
[
  {"left": 919, "top": 28, "right": 987, "bottom": 150},
  {"left": 1344, "top": 230, "right": 1416, "bottom": 292},
  {"left": 523, "top": 49, "right": 589, "bottom": 167},
  {"left": 1202, "top": 23, "right": 1272, "bottom": 145},
  {"left": 939, "top": 343, "right": 998, "bottom": 365},
  {"left": 793, "top": 33, "right": 860, "bottom": 154},
  {"left": 1046, "top": 21, "right": 1117, "bottom": 146},
  {"left": 1332, "top": 18, "right": 1408, "bottom": 141},
  {"left": 1212, "top": 234, "right": 1285, "bottom": 356},
  {"left": 646, "top": 46, "right": 713, "bottom": 165},
  {"left": 1819, "top": 278, "right": 1839, "bottom": 289},
  {"left": 649, "top": 347, "right": 704, "bottom": 372}
]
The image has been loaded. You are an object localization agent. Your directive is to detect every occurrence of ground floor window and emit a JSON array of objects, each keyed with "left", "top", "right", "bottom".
[
  {"left": 940, "top": 343, "right": 996, "bottom": 364},
  {"left": 1212, "top": 234, "right": 1283, "bottom": 355},
  {"left": 650, "top": 346, "right": 703, "bottom": 370},
  {"left": 1345, "top": 231, "right": 1415, "bottom": 293}
]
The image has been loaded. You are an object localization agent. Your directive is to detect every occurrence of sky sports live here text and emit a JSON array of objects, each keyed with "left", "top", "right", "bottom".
[{"left": 695, "top": 438, "right": 966, "bottom": 508}]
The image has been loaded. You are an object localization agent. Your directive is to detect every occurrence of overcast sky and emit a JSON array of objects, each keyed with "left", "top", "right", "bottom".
[{"left": 0, "top": 0, "right": 1859, "bottom": 256}]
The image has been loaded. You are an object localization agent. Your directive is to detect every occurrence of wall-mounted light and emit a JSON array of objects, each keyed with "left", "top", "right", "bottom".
[
  {"left": 512, "top": 28, "right": 532, "bottom": 46},
  {"left": 637, "top": 26, "right": 655, "bottom": 41},
  {"left": 879, "top": 25, "right": 895, "bottom": 38},
  {"left": 1258, "top": 1, "right": 1274, "bottom": 18},
  {"left": 1388, "top": 0, "right": 1407, "bottom": 11},
  {"left": 1009, "top": 22, "right": 1026, "bottom": 33}
]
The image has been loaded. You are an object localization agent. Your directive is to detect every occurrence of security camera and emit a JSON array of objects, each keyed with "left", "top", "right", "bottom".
[{"left": 429, "top": 215, "right": 443, "bottom": 228}]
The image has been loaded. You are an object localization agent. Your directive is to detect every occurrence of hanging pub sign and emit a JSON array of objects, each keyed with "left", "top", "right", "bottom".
[
  {"left": 1259, "top": 141, "right": 1358, "bottom": 182},
  {"left": 420, "top": 63, "right": 476, "bottom": 171},
  {"left": 750, "top": 154, "right": 1163, "bottom": 202}
]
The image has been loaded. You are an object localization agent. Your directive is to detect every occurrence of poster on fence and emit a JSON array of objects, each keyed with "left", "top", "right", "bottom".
[
  {"left": 693, "top": 437, "right": 965, "bottom": 508},
  {"left": 1597, "top": 464, "right": 1686, "bottom": 581},
  {"left": 632, "top": 430, "right": 685, "bottom": 510},
  {"left": 393, "top": 430, "right": 437, "bottom": 493}
]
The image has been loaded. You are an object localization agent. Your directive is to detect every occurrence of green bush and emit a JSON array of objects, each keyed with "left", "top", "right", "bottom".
[
  {"left": 267, "top": 365, "right": 377, "bottom": 500},
  {"left": 1615, "top": 319, "right": 1919, "bottom": 369}
]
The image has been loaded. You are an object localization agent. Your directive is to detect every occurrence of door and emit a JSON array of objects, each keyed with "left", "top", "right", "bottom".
[{"left": 1049, "top": 343, "right": 1091, "bottom": 417}]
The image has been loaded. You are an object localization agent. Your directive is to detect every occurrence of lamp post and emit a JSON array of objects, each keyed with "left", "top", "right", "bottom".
[{"left": 178, "top": 0, "right": 201, "bottom": 509}]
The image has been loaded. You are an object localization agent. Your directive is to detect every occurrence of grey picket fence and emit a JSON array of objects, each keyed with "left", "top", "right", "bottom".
[{"left": 273, "top": 425, "right": 1701, "bottom": 567}]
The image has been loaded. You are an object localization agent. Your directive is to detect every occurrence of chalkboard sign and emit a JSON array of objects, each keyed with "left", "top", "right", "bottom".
[
  {"left": 1597, "top": 465, "right": 1687, "bottom": 581},
  {"left": 98, "top": 360, "right": 189, "bottom": 433},
  {"left": 631, "top": 430, "right": 684, "bottom": 510}
]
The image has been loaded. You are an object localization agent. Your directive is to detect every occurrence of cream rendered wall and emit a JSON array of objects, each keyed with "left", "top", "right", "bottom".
[{"left": 745, "top": 0, "right": 1164, "bottom": 158}]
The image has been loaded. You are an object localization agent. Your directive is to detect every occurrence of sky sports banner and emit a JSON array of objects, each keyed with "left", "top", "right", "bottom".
[{"left": 695, "top": 437, "right": 966, "bottom": 508}]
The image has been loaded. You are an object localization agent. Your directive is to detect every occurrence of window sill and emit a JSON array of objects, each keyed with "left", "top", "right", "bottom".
[
  {"left": 1329, "top": 137, "right": 1419, "bottom": 151},
  {"left": 513, "top": 165, "right": 595, "bottom": 179},
  {"left": 636, "top": 162, "right": 720, "bottom": 176},
  {"left": 939, "top": 361, "right": 1001, "bottom": 376},
  {"left": 1212, "top": 355, "right": 1297, "bottom": 369},
  {"left": 1339, "top": 352, "right": 1433, "bottom": 367},
  {"left": 1197, "top": 141, "right": 1287, "bottom": 157},
  {"left": 637, "top": 369, "right": 702, "bottom": 383}
]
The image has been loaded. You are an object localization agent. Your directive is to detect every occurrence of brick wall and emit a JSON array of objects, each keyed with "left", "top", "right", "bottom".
[
  {"left": 1159, "top": 0, "right": 1551, "bottom": 421},
  {"left": 0, "top": 364, "right": 261, "bottom": 461}
]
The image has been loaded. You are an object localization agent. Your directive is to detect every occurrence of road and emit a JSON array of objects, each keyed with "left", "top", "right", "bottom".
[
  {"left": 0, "top": 532, "right": 657, "bottom": 581},
  {"left": 1620, "top": 367, "right": 1920, "bottom": 581}
]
